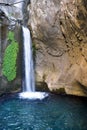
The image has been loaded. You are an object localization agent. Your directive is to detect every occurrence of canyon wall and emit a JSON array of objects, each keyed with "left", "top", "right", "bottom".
[
  {"left": 0, "top": 0, "right": 87, "bottom": 97},
  {"left": 28, "top": 0, "right": 87, "bottom": 96},
  {"left": 0, "top": 0, "right": 23, "bottom": 95}
]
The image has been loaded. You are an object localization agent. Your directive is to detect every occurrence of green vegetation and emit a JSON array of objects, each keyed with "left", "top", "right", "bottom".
[{"left": 2, "top": 31, "right": 19, "bottom": 81}]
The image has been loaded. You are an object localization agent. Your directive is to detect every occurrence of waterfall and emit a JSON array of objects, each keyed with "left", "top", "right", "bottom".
[
  {"left": 22, "top": 26, "right": 35, "bottom": 92},
  {"left": 19, "top": 26, "right": 48, "bottom": 100}
]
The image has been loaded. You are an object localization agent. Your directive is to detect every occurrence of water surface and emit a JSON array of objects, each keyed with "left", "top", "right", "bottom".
[{"left": 0, "top": 94, "right": 87, "bottom": 130}]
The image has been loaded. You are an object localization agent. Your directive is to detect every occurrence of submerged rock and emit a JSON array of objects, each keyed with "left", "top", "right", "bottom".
[{"left": 28, "top": 0, "right": 87, "bottom": 96}]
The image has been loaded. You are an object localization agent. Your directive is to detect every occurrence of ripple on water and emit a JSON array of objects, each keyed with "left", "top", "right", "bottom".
[{"left": 0, "top": 94, "right": 87, "bottom": 130}]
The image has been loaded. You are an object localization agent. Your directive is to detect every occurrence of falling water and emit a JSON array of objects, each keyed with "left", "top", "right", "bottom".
[
  {"left": 19, "top": 26, "right": 48, "bottom": 100},
  {"left": 22, "top": 26, "right": 35, "bottom": 92}
]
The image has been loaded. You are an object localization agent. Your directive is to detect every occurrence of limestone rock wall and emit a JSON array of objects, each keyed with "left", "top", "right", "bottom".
[
  {"left": 28, "top": 0, "right": 87, "bottom": 96},
  {"left": 0, "top": 0, "right": 24, "bottom": 95}
]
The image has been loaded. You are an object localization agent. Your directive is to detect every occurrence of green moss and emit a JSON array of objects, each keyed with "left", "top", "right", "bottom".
[{"left": 2, "top": 31, "right": 19, "bottom": 81}]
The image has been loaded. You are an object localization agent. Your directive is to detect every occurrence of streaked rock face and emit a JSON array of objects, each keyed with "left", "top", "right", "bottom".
[
  {"left": 28, "top": 0, "right": 87, "bottom": 96},
  {"left": 0, "top": 0, "right": 23, "bottom": 95},
  {"left": 0, "top": 0, "right": 23, "bottom": 21}
]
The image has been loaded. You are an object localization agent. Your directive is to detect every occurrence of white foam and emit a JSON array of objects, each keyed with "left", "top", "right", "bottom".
[{"left": 19, "top": 92, "right": 49, "bottom": 100}]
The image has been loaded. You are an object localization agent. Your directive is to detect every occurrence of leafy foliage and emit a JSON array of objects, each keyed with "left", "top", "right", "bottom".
[
  {"left": 2, "top": 31, "right": 19, "bottom": 81},
  {"left": 7, "top": 31, "right": 14, "bottom": 41}
]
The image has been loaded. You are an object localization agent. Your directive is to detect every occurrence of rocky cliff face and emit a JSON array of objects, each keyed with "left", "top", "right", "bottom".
[
  {"left": 0, "top": 0, "right": 87, "bottom": 97},
  {"left": 0, "top": 0, "right": 24, "bottom": 95},
  {"left": 28, "top": 0, "right": 87, "bottom": 96}
]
